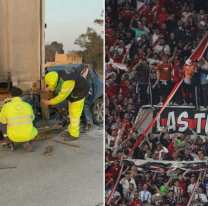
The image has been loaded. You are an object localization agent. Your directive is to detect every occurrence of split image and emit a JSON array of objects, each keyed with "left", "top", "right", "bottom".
[
  {"left": 105, "top": 0, "right": 208, "bottom": 206},
  {"left": 0, "top": 0, "right": 103, "bottom": 205}
]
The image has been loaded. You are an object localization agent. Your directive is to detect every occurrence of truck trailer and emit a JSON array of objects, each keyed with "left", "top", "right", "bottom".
[{"left": 0, "top": 0, "right": 45, "bottom": 100}]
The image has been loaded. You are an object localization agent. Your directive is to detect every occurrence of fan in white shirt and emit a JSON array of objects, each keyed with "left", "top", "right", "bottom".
[
  {"left": 187, "top": 177, "right": 198, "bottom": 197},
  {"left": 194, "top": 187, "right": 208, "bottom": 203},
  {"left": 165, "top": 177, "right": 183, "bottom": 203}
]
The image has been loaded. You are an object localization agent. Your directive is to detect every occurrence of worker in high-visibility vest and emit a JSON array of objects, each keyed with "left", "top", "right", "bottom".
[
  {"left": 41, "top": 69, "right": 90, "bottom": 141},
  {"left": 0, "top": 87, "right": 38, "bottom": 152}
]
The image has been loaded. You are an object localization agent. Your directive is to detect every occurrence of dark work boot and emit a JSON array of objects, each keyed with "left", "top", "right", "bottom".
[
  {"left": 61, "top": 132, "right": 79, "bottom": 141},
  {"left": 2, "top": 143, "right": 15, "bottom": 152},
  {"left": 23, "top": 141, "right": 33, "bottom": 152}
]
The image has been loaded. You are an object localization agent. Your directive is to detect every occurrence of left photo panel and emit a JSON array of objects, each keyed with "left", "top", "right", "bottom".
[{"left": 0, "top": 0, "right": 104, "bottom": 205}]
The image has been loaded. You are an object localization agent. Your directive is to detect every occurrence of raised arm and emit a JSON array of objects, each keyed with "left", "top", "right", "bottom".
[{"left": 164, "top": 177, "right": 173, "bottom": 188}]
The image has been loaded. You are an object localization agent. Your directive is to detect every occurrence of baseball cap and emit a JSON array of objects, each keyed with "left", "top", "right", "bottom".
[
  {"left": 155, "top": 193, "right": 161, "bottom": 197},
  {"left": 174, "top": 59, "right": 180, "bottom": 64},
  {"left": 162, "top": 56, "right": 168, "bottom": 60}
]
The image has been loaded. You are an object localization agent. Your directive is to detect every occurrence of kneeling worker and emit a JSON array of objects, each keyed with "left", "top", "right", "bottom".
[
  {"left": 0, "top": 87, "right": 38, "bottom": 151},
  {"left": 41, "top": 69, "right": 90, "bottom": 141}
]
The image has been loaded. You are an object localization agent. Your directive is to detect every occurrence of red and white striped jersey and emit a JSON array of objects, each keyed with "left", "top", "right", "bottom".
[{"left": 169, "top": 186, "right": 183, "bottom": 203}]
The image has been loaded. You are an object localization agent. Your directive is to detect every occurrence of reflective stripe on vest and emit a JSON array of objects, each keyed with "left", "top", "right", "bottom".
[
  {"left": 7, "top": 115, "right": 32, "bottom": 122},
  {"left": 0, "top": 116, "right": 7, "bottom": 124},
  {"left": 71, "top": 123, "right": 79, "bottom": 127},
  {"left": 71, "top": 118, "right": 80, "bottom": 122},
  {"left": 8, "top": 120, "right": 33, "bottom": 127},
  {"left": 61, "top": 88, "right": 73, "bottom": 92}
]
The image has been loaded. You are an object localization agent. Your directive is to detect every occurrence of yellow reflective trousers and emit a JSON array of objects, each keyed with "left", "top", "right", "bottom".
[
  {"left": 0, "top": 97, "right": 38, "bottom": 142},
  {"left": 68, "top": 98, "right": 85, "bottom": 138}
]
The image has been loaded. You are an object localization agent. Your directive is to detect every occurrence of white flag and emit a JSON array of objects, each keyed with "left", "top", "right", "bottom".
[{"left": 108, "top": 58, "right": 128, "bottom": 72}]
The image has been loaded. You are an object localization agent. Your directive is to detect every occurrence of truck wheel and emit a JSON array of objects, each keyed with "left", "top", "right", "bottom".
[{"left": 92, "top": 99, "right": 103, "bottom": 125}]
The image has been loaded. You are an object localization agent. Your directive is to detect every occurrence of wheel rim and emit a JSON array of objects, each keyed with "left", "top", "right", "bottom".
[{"left": 94, "top": 102, "right": 103, "bottom": 122}]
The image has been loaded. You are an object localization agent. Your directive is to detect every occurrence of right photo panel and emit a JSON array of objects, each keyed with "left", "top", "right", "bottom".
[{"left": 105, "top": 0, "right": 208, "bottom": 206}]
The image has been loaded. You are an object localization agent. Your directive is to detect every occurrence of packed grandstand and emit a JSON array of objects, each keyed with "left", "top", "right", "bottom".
[{"left": 105, "top": 0, "right": 208, "bottom": 205}]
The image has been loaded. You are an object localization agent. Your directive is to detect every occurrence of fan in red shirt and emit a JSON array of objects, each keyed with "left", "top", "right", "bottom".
[
  {"left": 122, "top": 113, "right": 132, "bottom": 132},
  {"left": 170, "top": 59, "right": 182, "bottom": 105},
  {"left": 151, "top": 0, "right": 162, "bottom": 23},
  {"left": 108, "top": 30, "right": 118, "bottom": 48},
  {"left": 120, "top": 78, "right": 130, "bottom": 97},
  {"left": 105, "top": 22, "right": 113, "bottom": 40},
  {"left": 110, "top": 49, "right": 123, "bottom": 63},
  {"left": 140, "top": 4, "right": 154, "bottom": 24},
  {"left": 157, "top": 7, "right": 169, "bottom": 29},
  {"left": 122, "top": 4, "right": 135, "bottom": 22},
  {"left": 131, "top": 192, "right": 142, "bottom": 206},
  {"left": 106, "top": 79, "right": 119, "bottom": 98},
  {"left": 106, "top": 156, "right": 123, "bottom": 180}
]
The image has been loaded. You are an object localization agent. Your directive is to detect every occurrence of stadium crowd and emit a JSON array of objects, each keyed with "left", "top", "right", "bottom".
[{"left": 105, "top": 0, "right": 208, "bottom": 205}]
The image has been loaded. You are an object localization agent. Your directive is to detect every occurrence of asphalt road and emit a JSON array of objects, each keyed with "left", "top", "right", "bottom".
[{"left": 0, "top": 126, "right": 103, "bottom": 206}]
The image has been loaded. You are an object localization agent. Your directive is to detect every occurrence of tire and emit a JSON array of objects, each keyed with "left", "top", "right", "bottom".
[{"left": 92, "top": 98, "right": 103, "bottom": 125}]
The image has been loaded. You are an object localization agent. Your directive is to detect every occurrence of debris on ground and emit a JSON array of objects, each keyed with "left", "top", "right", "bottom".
[
  {"left": 0, "top": 166, "right": 16, "bottom": 169},
  {"left": 53, "top": 140, "right": 80, "bottom": 148},
  {"left": 43, "top": 145, "right": 54, "bottom": 156},
  {"left": 34, "top": 124, "right": 63, "bottom": 142}
]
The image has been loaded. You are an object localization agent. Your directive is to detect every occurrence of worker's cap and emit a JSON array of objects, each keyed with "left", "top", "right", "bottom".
[
  {"left": 151, "top": 62, "right": 158, "bottom": 66},
  {"left": 45, "top": 72, "right": 58, "bottom": 92},
  {"left": 174, "top": 59, "right": 180, "bottom": 64},
  {"left": 199, "top": 58, "right": 204, "bottom": 62},
  {"left": 10, "top": 87, "right": 23, "bottom": 97},
  {"left": 155, "top": 193, "right": 161, "bottom": 197},
  {"left": 192, "top": 59, "right": 199, "bottom": 63}
]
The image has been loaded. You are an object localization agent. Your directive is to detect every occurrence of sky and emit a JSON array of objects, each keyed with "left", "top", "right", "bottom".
[{"left": 45, "top": 0, "right": 103, "bottom": 52}]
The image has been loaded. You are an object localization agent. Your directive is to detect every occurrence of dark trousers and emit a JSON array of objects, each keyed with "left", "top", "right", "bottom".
[
  {"left": 194, "top": 86, "right": 201, "bottom": 109},
  {"left": 170, "top": 82, "right": 181, "bottom": 103},
  {"left": 159, "top": 81, "right": 171, "bottom": 97},
  {"left": 0, "top": 123, "right": 12, "bottom": 144},
  {"left": 151, "top": 85, "right": 160, "bottom": 105},
  {"left": 182, "top": 82, "right": 193, "bottom": 103},
  {"left": 202, "top": 84, "right": 208, "bottom": 108},
  {"left": 139, "top": 84, "right": 148, "bottom": 105}
]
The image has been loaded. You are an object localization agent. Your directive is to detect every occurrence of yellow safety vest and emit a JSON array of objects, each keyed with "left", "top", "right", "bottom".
[{"left": 0, "top": 97, "right": 38, "bottom": 142}]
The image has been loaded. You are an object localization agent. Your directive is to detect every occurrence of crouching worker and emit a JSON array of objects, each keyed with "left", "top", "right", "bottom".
[
  {"left": 0, "top": 87, "right": 38, "bottom": 152},
  {"left": 41, "top": 69, "right": 90, "bottom": 141}
]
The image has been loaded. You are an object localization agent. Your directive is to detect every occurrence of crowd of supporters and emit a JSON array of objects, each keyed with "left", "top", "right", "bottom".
[
  {"left": 105, "top": 0, "right": 208, "bottom": 110},
  {"left": 105, "top": 0, "right": 208, "bottom": 205},
  {"left": 105, "top": 164, "right": 208, "bottom": 206}
]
